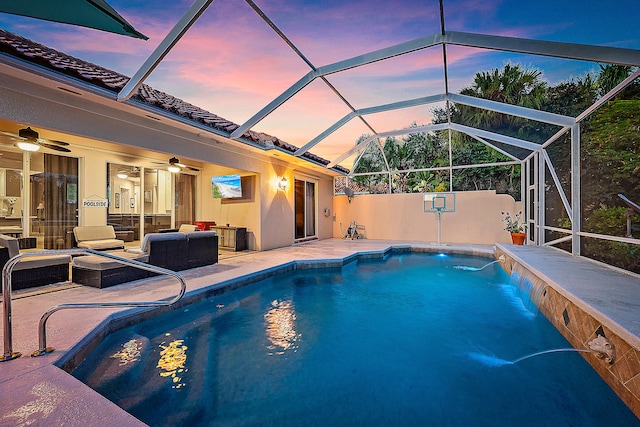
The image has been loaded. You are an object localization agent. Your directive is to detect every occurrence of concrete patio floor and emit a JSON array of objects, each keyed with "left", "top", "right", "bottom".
[{"left": 1, "top": 239, "right": 638, "bottom": 425}]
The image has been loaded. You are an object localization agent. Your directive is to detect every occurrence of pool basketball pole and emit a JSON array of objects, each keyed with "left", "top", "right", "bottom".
[{"left": 424, "top": 193, "right": 456, "bottom": 244}]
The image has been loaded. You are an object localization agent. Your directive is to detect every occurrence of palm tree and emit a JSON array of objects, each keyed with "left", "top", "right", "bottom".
[
  {"left": 457, "top": 63, "right": 547, "bottom": 130},
  {"left": 596, "top": 64, "right": 640, "bottom": 99},
  {"left": 383, "top": 137, "right": 416, "bottom": 193}
]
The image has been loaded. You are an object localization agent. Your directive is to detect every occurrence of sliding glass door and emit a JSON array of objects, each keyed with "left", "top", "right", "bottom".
[
  {"left": 107, "top": 163, "right": 141, "bottom": 241},
  {"left": 107, "top": 163, "right": 196, "bottom": 239},
  {"left": 37, "top": 153, "right": 78, "bottom": 249},
  {"left": 175, "top": 173, "right": 196, "bottom": 228},
  {"left": 294, "top": 178, "right": 316, "bottom": 240}
]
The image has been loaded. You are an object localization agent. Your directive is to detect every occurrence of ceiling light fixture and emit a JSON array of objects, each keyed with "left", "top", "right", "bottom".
[
  {"left": 168, "top": 156, "right": 182, "bottom": 173},
  {"left": 16, "top": 140, "right": 41, "bottom": 151},
  {"left": 117, "top": 171, "right": 128, "bottom": 179}
]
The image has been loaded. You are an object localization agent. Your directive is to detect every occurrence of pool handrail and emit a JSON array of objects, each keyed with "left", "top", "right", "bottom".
[{"left": 1, "top": 248, "right": 186, "bottom": 361}]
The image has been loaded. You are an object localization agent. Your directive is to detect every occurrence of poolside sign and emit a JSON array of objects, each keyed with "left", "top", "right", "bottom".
[{"left": 82, "top": 198, "right": 108, "bottom": 208}]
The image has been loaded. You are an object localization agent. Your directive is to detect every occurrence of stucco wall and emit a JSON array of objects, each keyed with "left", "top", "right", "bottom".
[
  {"left": 316, "top": 176, "right": 335, "bottom": 240},
  {"left": 56, "top": 141, "right": 335, "bottom": 252},
  {"left": 332, "top": 190, "right": 523, "bottom": 245},
  {"left": 78, "top": 147, "right": 334, "bottom": 251}
]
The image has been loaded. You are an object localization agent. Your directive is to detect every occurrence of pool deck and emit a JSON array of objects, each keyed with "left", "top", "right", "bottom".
[{"left": 1, "top": 239, "right": 639, "bottom": 425}]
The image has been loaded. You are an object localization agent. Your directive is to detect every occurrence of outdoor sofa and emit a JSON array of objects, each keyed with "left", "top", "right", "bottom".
[
  {"left": 158, "top": 224, "right": 198, "bottom": 233},
  {"left": 73, "top": 225, "right": 125, "bottom": 250},
  {"left": 126, "top": 230, "right": 219, "bottom": 270},
  {"left": 72, "top": 230, "right": 218, "bottom": 288},
  {"left": 0, "top": 234, "right": 71, "bottom": 291},
  {"left": 72, "top": 250, "right": 148, "bottom": 289}
]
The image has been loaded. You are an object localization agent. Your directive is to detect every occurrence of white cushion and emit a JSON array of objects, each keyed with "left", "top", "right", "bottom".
[
  {"left": 77, "top": 239, "right": 125, "bottom": 250},
  {"left": 129, "top": 232, "right": 188, "bottom": 254},
  {"left": 178, "top": 224, "right": 198, "bottom": 232},
  {"left": 73, "top": 226, "right": 117, "bottom": 242},
  {"left": 73, "top": 251, "right": 148, "bottom": 270},
  {"left": 14, "top": 254, "right": 71, "bottom": 271}
]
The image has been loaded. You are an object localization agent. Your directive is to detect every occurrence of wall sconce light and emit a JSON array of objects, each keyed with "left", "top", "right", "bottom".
[
  {"left": 277, "top": 176, "right": 288, "bottom": 191},
  {"left": 117, "top": 171, "right": 128, "bottom": 179}
]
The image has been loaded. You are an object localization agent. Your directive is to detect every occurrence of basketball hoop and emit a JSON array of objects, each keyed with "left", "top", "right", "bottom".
[{"left": 423, "top": 192, "right": 456, "bottom": 244}]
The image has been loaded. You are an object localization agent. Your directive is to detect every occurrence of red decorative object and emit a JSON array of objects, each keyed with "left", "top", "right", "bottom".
[
  {"left": 511, "top": 232, "right": 526, "bottom": 245},
  {"left": 194, "top": 221, "right": 217, "bottom": 231}
]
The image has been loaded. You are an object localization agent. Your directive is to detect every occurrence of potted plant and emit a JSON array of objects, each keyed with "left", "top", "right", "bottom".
[{"left": 501, "top": 211, "right": 527, "bottom": 245}]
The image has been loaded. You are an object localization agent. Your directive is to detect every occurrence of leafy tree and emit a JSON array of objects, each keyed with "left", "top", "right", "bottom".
[
  {"left": 347, "top": 61, "right": 640, "bottom": 271},
  {"left": 403, "top": 125, "right": 447, "bottom": 169},
  {"left": 581, "top": 205, "right": 640, "bottom": 272},
  {"left": 545, "top": 74, "right": 598, "bottom": 117},
  {"left": 457, "top": 63, "right": 547, "bottom": 132},
  {"left": 349, "top": 135, "right": 385, "bottom": 192},
  {"left": 576, "top": 65, "right": 640, "bottom": 272},
  {"left": 596, "top": 64, "right": 640, "bottom": 98},
  {"left": 581, "top": 100, "right": 640, "bottom": 211}
]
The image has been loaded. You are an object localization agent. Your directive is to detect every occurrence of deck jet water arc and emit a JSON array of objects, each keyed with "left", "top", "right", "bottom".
[
  {"left": 470, "top": 335, "right": 616, "bottom": 366},
  {"left": 454, "top": 255, "right": 505, "bottom": 271},
  {"left": 469, "top": 348, "right": 588, "bottom": 366}
]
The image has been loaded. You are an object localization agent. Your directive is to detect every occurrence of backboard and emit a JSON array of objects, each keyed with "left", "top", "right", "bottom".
[{"left": 423, "top": 192, "right": 456, "bottom": 213}]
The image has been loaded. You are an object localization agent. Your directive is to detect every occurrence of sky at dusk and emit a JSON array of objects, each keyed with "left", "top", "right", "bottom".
[{"left": 1, "top": 0, "right": 639, "bottom": 165}]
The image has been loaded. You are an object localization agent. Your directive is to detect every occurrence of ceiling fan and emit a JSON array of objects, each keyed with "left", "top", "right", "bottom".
[
  {"left": 152, "top": 157, "right": 200, "bottom": 172},
  {"left": 0, "top": 127, "right": 71, "bottom": 152}
]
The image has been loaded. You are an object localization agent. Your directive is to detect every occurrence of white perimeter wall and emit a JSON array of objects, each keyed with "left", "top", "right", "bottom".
[{"left": 332, "top": 190, "right": 523, "bottom": 245}]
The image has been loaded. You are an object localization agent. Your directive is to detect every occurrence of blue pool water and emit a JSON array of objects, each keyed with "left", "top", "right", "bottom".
[{"left": 71, "top": 253, "right": 640, "bottom": 426}]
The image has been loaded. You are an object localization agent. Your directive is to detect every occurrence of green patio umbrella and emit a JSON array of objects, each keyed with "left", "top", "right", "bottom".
[{"left": 0, "top": 0, "right": 148, "bottom": 39}]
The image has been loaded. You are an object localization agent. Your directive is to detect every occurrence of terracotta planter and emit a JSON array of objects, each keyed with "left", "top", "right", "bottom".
[{"left": 510, "top": 232, "right": 526, "bottom": 245}]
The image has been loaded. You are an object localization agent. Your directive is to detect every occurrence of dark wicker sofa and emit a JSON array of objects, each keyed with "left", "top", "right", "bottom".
[
  {"left": 143, "top": 230, "right": 219, "bottom": 270},
  {"left": 0, "top": 234, "right": 71, "bottom": 291},
  {"left": 71, "top": 231, "right": 218, "bottom": 288}
]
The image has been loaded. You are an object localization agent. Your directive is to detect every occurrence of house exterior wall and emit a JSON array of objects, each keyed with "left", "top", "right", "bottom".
[{"left": 0, "top": 73, "right": 337, "bottom": 251}]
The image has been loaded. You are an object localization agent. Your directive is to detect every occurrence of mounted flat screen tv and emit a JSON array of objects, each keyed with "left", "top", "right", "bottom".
[{"left": 211, "top": 174, "right": 242, "bottom": 199}]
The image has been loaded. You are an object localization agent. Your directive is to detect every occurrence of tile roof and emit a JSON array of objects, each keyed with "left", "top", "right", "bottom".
[{"left": 0, "top": 29, "right": 349, "bottom": 174}]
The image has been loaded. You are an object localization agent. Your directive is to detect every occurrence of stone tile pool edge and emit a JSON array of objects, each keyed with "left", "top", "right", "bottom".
[{"left": 496, "top": 244, "right": 640, "bottom": 419}]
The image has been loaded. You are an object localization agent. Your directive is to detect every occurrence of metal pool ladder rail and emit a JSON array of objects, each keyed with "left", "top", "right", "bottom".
[{"left": 1, "top": 248, "right": 187, "bottom": 362}]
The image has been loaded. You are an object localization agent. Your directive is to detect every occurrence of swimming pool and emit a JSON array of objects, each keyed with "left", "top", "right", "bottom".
[{"left": 71, "top": 253, "right": 639, "bottom": 426}]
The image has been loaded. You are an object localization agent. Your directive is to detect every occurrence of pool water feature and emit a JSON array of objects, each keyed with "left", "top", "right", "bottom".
[
  {"left": 470, "top": 347, "right": 591, "bottom": 366},
  {"left": 71, "top": 253, "right": 639, "bottom": 426}
]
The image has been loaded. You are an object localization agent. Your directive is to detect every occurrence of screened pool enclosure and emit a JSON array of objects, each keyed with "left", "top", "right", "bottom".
[{"left": 0, "top": 0, "right": 639, "bottom": 272}]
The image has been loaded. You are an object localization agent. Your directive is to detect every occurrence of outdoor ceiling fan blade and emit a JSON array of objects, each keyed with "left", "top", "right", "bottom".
[
  {"left": 0, "top": 134, "right": 18, "bottom": 143},
  {"left": 38, "top": 142, "right": 71, "bottom": 152},
  {"left": 0, "top": 130, "right": 20, "bottom": 139},
  {"left": 46, "top": 139, "right": 70, "bottom": 146},
  {"left": 151, "top": 158, "right": 199, "bottom": 171}
]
